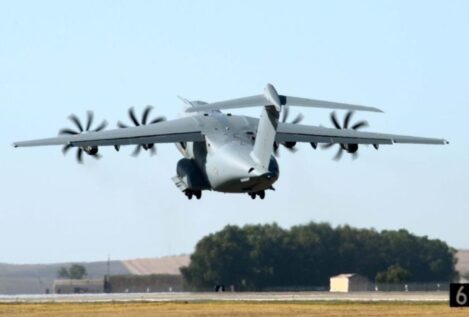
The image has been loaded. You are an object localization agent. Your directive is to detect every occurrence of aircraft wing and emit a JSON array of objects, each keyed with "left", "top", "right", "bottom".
[
  {"left": 276, "top": 123, "right": 448, "bottom": 146},
  {"left": 13, "top": 117, "right": 204, "bottom": 148}
]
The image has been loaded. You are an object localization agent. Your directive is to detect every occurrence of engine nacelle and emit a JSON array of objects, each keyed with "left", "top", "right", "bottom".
[
  {"left": 283, "top": 141, "right": 297, "bottom": 149},
  {"left": 176, "top": 158, "right": 210, "bottom": 190},
  {"left": 83, "top": 146, "right": 98, "bottom": 155},
  {"left": 344, "top": 143, "right": 358, "bottom": 154}
]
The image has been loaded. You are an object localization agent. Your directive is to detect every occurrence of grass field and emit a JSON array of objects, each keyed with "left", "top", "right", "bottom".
[{"left": 0, "top": 301, "right": 467, "bottom": 317}]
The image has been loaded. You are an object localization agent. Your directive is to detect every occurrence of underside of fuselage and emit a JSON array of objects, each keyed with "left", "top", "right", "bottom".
[
  {"left": 211, "top": 162, "right": 279, "bottom": 193},
  {"left": 173, "top": 112, "right": 280, "bottom": 198}
]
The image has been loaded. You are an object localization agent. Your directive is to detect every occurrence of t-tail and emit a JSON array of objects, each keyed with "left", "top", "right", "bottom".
[{"left": 250, "top": 84, "right": 281, "bottom": 169}]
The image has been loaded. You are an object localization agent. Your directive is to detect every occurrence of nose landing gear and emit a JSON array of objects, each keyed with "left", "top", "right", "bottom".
[
  {"left": 248, "top": 190, "right": 265, "bottom": 200},
  {"left": 184, "top": 189, "right": 202, "bottom": 200}
]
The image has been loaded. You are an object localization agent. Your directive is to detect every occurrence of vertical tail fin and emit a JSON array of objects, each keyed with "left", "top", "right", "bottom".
[{"left": 250, "top": 84, "right": 281, "bottom": 168}]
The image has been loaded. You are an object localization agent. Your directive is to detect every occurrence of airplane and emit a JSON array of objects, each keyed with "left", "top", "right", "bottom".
[{"left": 13, "top": 84, "right": 448, "bottom": 200}]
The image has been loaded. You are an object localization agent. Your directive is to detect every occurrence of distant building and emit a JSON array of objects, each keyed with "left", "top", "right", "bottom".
[
  {"left": 53, "top": 278, "right": 104, "bottom": 294},
  {"left": 109, "top": 274, "right": 183, "bottom": 293},
  {"left": 330, "top": 273, "right": 371, "bottom": 292},
  {"left": 122, "top": 255, "right": 190, "bottom": 275},
  {"left": 52, "top": 274, "right": 184, "bottom": 294},
  {"left": 455, "top": 250, "right": 469, "bottom": 277},
  {"left": 0, "top": 255, "right": 187, "bottom": 295}
]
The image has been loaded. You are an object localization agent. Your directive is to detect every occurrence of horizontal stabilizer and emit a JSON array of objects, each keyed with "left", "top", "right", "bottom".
[{"left": 186, "top": 84, "right": 383, "bottom": 114}]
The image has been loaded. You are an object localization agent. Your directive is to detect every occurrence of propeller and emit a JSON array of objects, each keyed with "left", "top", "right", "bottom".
[
  {"left": 117, "top": 105, "right": 166, "bottom": 156},
  {"left": 274, "top": 106, "right": 304, "bottom": 156},
  {"left": 321, "top": 111, "right": 369, "bottom": 161},
  {"left": 59, "top": 111, "right": 108, "bottom": 163}
]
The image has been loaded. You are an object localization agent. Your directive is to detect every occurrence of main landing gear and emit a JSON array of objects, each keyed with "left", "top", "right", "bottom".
[
  {"left": 184, "top": 189, "right": 202, "bottom": 200},
  {"left": 248, "top": 190, "right": 265, "bottom": 200}
]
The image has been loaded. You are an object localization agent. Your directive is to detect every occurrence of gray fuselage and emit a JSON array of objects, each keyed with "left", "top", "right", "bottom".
[{"left": 176, "top": 111, "right": 279, "bottom": 193}]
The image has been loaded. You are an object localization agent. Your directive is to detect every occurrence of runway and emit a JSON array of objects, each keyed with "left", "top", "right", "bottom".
[{"left": 0, "top": 291, "right": 448, "bottom": 303}]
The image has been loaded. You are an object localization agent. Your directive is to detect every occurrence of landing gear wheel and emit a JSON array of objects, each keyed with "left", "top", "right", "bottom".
[
  {"left": 248, "top": 191, "right": 267, "bottom": 199},
  {"left": 184, "top": 189, "right": 202, "bottom": 200},
  {"left": 259, "top": 191, "right": 265, "bottom": 200},
  {"left": 184, "top": 190, "right": 193, "bottom": 200}
]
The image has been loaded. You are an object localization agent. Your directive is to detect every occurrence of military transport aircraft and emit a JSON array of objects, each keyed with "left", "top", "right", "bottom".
[{"left": 13, "top": 84, "right": 448, "bottom": 199}]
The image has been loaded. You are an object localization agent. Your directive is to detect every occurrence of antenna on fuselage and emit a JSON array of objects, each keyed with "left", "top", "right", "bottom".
[{"left": 177, "top": 96, "right": 193, "bottom": 111}]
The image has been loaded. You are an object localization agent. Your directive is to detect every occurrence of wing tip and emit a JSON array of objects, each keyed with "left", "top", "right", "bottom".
[
  {"left": 370, "top": 107, "right": 384, "bottom": 113},
  {"left": 12, "top": 142, "right": 18, "bottom": 148}
]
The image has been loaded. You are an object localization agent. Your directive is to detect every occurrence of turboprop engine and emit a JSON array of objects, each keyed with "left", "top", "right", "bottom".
[{"left": 176, "top": 158, "right": 210, "bottom": 192}]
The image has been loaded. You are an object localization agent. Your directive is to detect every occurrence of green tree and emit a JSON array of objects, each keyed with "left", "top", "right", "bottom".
[
  {"left": 181, "top": 225, "right": 251, "bottom": 290},
  {"left": 376, "top": 265, "right": 412, "bottom": 283},
  {"left": 181, "top": 222, "right": 457, "bottom": 290},
  {"left": 57, "top": 264, "right": 87, "bottom": 279},
  {"left": 57, "top": 266, "right": 69, "bottom": 278},
  {"left": 69, "top": 264, "right": 87, "bottom": 279}
]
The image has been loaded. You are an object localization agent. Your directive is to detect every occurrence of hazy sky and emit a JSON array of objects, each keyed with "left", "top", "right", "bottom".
[{"left": 1, "top": 1, "right": 468, "bottom": 264}]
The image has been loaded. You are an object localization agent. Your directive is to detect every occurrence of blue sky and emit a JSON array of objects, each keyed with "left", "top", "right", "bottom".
[{"left": 1, "top": 1, "right": 468, "bottom": 263}]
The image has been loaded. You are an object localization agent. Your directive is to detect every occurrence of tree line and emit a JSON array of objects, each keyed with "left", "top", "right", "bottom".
[
  {"left": 57, "top": 264, "right": 87, "bottom": 279},
  {"left": 181, "top": 222, "right": 457, "bottom": 290}
]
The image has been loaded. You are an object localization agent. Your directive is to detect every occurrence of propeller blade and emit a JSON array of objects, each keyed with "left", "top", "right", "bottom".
[
  {"left": 92, "top": 153, "right": 102, "bottom": 160},
  {"left": 59, "top": 112, "right": 107, "bottom": 163},
  {"left": 62, "top": 144, "right": 73, "bottom": 155},
  {"left": 131, "top": 145, "right": 141, "bottom": 157},
  {"left": 86, "top": 111, "right": 94, "bottom": 131},
  {"left": 149, "top": 116, "right": 166, "bottom": 124},
  {"left": 129, "top": 107, "right": 140, "bottom": 126},
  {"left": 76, "top": 148, "right": 83, "bottom": 163},
  {"left": 68, "top": 114, "right": 84, "bottom": 132},
  {"left": 343, "top": 111, "right": 354, "bottom": 129},
  {"left": 321, "top": 143, "right": 334, "bottom": 149},
  {"left": 284, "top": 146, "right": 297, "bottom": 153},
  {"left": 333, "top": 148, "right": 344, "bottom": 161},
  {"left": 117, "top": 107, "right": 165, "bottom": 156},
  {"left": 291, "top": 113, "right": 304, "bottom": 125},
  {"left": 59, "top": 128, "right": 79, "bottom": 135},
  {"left": 281, "top": 106, "right": 289, "bottom": 123},
  {"left": 351, "top": 120, "right": 369, "bottom": 130},
  {"left": 320, "top": 112, "right": 370, "bottom": 161},
  {"left": 93, "top": 120, "right": 108, "bottom": 132},
  {"left": 141, "top": 105, "right": 153, "bottom": 125},
  {"left": 330, "top": 112, "right": 341, "bottom": 129},
  {"left": 117, "top": 121, "right": 128, "bottom": 129},
  {"left": 273, "top": 142, "right": 280, "bottom": 157}
]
